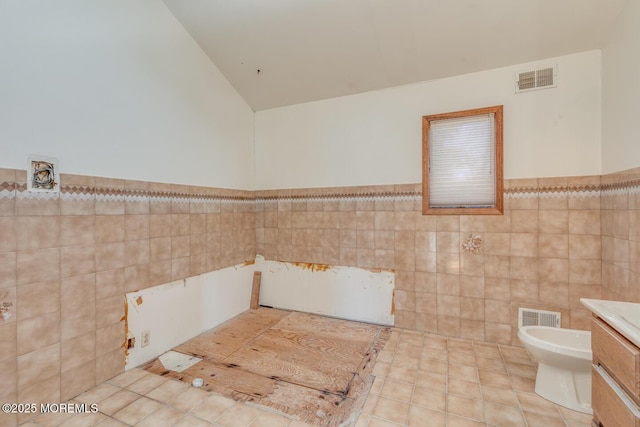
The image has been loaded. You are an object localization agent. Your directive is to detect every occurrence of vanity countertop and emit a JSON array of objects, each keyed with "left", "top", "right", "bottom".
[{"left": 581, "top": 298, "right": 640, "bottom": 347}]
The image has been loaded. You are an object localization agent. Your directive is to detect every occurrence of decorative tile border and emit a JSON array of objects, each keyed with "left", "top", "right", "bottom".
[
  {"left": 258, "top": 191, "right": 421, "bottom": 205},
  {"left": 506, "top": 185, "right": 601, "bottom": 199},
  {"left": 259, "top": 185, "right": 604, "bottom": 203},
  {"left": 6, "top": 184, "right": 254, "bottom": 204},
  {"left": 0, "top": 182, "right": 15, "bottom": 200},
  {"left": 601, "top": 179, "right": 640, "bottom": 196},
  {"left": 2, "top": 179, "right": 639, "bottom": 205}
]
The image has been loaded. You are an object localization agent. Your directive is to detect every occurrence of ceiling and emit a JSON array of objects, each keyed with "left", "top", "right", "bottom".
[{"left": 162, "top": 0, "right": 625, "bottom": 111}]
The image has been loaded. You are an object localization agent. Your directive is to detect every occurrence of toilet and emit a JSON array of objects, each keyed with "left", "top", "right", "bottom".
[{"left": 518, "top": 325, "right": 592, "bottom": 414}]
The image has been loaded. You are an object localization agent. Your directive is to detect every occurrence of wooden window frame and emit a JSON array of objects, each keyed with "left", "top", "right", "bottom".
[{"left": 422, "top": 105, "right": 504, "bottom": 215}]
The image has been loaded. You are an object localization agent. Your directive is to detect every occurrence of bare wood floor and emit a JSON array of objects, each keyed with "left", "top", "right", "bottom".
[{"left": 143, "top": 308, "right": 390, "bottom": 426}]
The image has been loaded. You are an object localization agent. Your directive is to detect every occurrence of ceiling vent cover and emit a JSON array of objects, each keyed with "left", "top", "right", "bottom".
[{"left": 515, "top": 65, "right": 557, "bottom": 93}]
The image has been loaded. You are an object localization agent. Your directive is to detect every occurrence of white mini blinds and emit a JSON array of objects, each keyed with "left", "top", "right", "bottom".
[
  {"left": 429, "top": 113, "right": 495, "bottom": 207},
  {"left": 422, "top": 105, "right": 503, "bottom": 215}
]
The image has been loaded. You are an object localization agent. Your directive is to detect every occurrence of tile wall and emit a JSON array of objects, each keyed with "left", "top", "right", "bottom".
[
  {"left": 0, "top": 168, "right": 254, "bottom": 423},
  {"left": 600, "top": 167, "right": 640, "bottom": 302},
  {"left": 2, "top": 164, "right": 638, "bottom": 422},
  {"left": 255, "top": 175, "right": 604, "bottom": 346}
]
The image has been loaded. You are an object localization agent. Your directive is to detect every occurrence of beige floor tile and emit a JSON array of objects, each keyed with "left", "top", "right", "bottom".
[
  {"left": 411, "top": 386, "right": 446, "bottom": 412},
  {"left": 510, "top": 375, "right": 536, "bottom": 393},
  {"left": 32, "top": 409, "right": 75, "bottom": 426},
  {"left": 372, "top": 396, "right": 410, "bottom": 425},
  {"left": 107, "top": 368, "right": 149, "bottom": 388},
  {"left": 415, "top": 371, "right": 446, "bottom": 391},
  {"left": 419, "top": 356, "right": 447, "bottom": 373},
  {"left": 370, "top": 377, "right": 384, "bottom": 395},
  {"left": 190, "top": 394, "right": 236, "bottom": 422},
  {"left": 377, "top": 349, "right": 395, "bottom": 363},
  {"left": 557, "top": 406, "right": 593, "bottom": 424},
  {"left": 397, "top": 344, "right": 422, "bottom": 359},
  {"left": 517, "top": 391, "right": 562, "bottom": 417},
  {"left": 473, "top": 343, "right": 501, "bottom": 359},
  {"left": 361, "top": 393, "right": 378, "bottom": 415},
  {"left": 368, "top": 417, "right": 405, "bottom": 427},
  {"left": 214, "top": 403, "right": 261, "bottom": 426},
  {"left": 407, "top": 405, "right": 445, "bottom": 426},
  {"left": 3, "top": 412, "right": 17, "bottom": 427},
  {"left": 484, "top": 402, "right": 527, "bottom": 427},
  {"left": 446, "top": 414, "right": 486, "bottom": 426},
  {"left": 448, "top": 352, "right": 476, "bottom": 367},
  {"left": 422, "top": 347, "right": 448, "bottom": 361},
  {"left": 480, "top": 384, "right": 519, "bottom": 408},
  {"left": 399, "top": 332, "right": 424, "bottom": 346},
  {"left": 145, "top": 378, "right": 189, "bottom": 402},
  {"left": 112, "top": 396, "right": 161, "bottom": 425},
  {"left": 447, "top": 339, "right": 474, "bottom": 354},
  {"left": 97, "top": 389, "right": 140, "bottom": 416},
  {"left": 288, "top": 421, "right": 316, "bottom": 427},
  {"left": 392, "top": 355, "right": 420, "bottom": 369},
  {"left": 448, "top": 364, "right": 478, "bottom": 382},
  {"left": 135, "top": 405, "right": 187, "bottom": 427},
  {"left": 447, "top": 378, "right": 480, "bottom": 399},
  {"left": 56, "top": 412, "right": 108, "bottom": 427},
  {"left": 423, "top": 334, "right": 447, "bottom": 351},
  {"left": 249, "top": 410, "right": 291, "bottom": 427},
  {"left": 386, "top": 366, "right": 417, "bottom": 383},
  {"left": 126, "top": 371, "right": 167, "bottom": 394},
  {"left": 18, "top": 320, "right": 601, "bottom": 427},
  {"left": 524, "top": 411, "right": 567, "bottom": 427},
  {"left": 74, "top": 382, "right": 120, "bottom": 405},
  {"left": 500, "top": 346, "right": 533, "bottom": 365},
  {"left": 168, "top": 387, "right": 211, "bottom": 413},
  {"left": 95, "top": 417, "right": 129, "bottom": 426},
  {"left": 446, "top": 394, "right": 483, "bottom": 422},
  {"left": 172, "top": 414, "right": 212, "bottom": 427},
  {"left": 354, "top": 413, "right": 370, "bottom": 427},
  {"left": 372, "top": 361, "right": 390, "bottom": 378},
  {"left": 477, "top": 369, "right": 511, "bottom": 389},
  {"left": 476, "top": 356, "right": 507, "bottom": 373},
  {"left": 507, "top": 362, "right": 537, "bottom": 379},
  {"left": 380, "top": 378, "right": 414, "bottom": 402},
  {"left": 382, "top": 342, "right": 399, "bottom": 354}
]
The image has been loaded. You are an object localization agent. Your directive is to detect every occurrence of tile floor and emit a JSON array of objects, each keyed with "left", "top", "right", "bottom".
[{"left": 20, "top": 328, "right": 593, "bottom": 427}]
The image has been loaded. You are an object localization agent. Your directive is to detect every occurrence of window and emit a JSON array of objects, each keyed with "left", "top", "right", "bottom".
[{"left": 422, "top": 105, "right": 503, "bottom": 215}]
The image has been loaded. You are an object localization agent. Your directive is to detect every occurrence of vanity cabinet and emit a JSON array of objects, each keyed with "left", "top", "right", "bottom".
[{"left": 592, "top": 316, "right": 640, "bottom": 427}]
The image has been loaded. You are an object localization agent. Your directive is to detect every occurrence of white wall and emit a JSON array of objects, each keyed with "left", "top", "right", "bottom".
[
  {"left": 125, "top": 257, "right": 395, "bottom": 369},
  {"left": 255, "top": 51, "right": 602, "bottom": 189},
  {"left": 0, "top": 0, "right": 255, "bottom": 189},
  {"left": 601, "top": 0, "right": 640, "bottom": 174},
  {"left": 255, "top": 256, "right": 395, "bottom": 326},
  {"left": 125, "top": 262, "right": 255, "bottom": 369}
]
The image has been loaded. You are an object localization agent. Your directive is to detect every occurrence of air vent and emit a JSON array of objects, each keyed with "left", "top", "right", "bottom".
[
  {"left": 518, "top": 307, "right": 561, "bottom": 328},
  {"left": 515, "top": 65, "right": 557, "bottom": 93}
]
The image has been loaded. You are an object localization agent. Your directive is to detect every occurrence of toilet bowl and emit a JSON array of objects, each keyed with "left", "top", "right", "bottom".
[{"left": 518, "top": 325, "right": 592, "bottom": 414}]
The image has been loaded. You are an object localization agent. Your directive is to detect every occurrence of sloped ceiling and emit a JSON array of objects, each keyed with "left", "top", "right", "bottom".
[{"left": 162, "top": 0, "right": 625, "bottom": 111}]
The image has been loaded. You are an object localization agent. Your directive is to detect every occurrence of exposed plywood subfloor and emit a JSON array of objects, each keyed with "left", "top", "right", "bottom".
[{"left": 143, "top": 308, "right": 390, "bottom": 426}]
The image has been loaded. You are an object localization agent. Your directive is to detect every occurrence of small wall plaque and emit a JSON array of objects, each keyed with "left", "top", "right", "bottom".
[{"left": 27, "top": 155, "right": 59, "bottom": 193}]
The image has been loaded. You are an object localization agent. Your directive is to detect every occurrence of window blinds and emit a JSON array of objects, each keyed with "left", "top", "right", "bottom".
[{"left": 428, "top": 113, "right": 496, "bottom": 208}]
